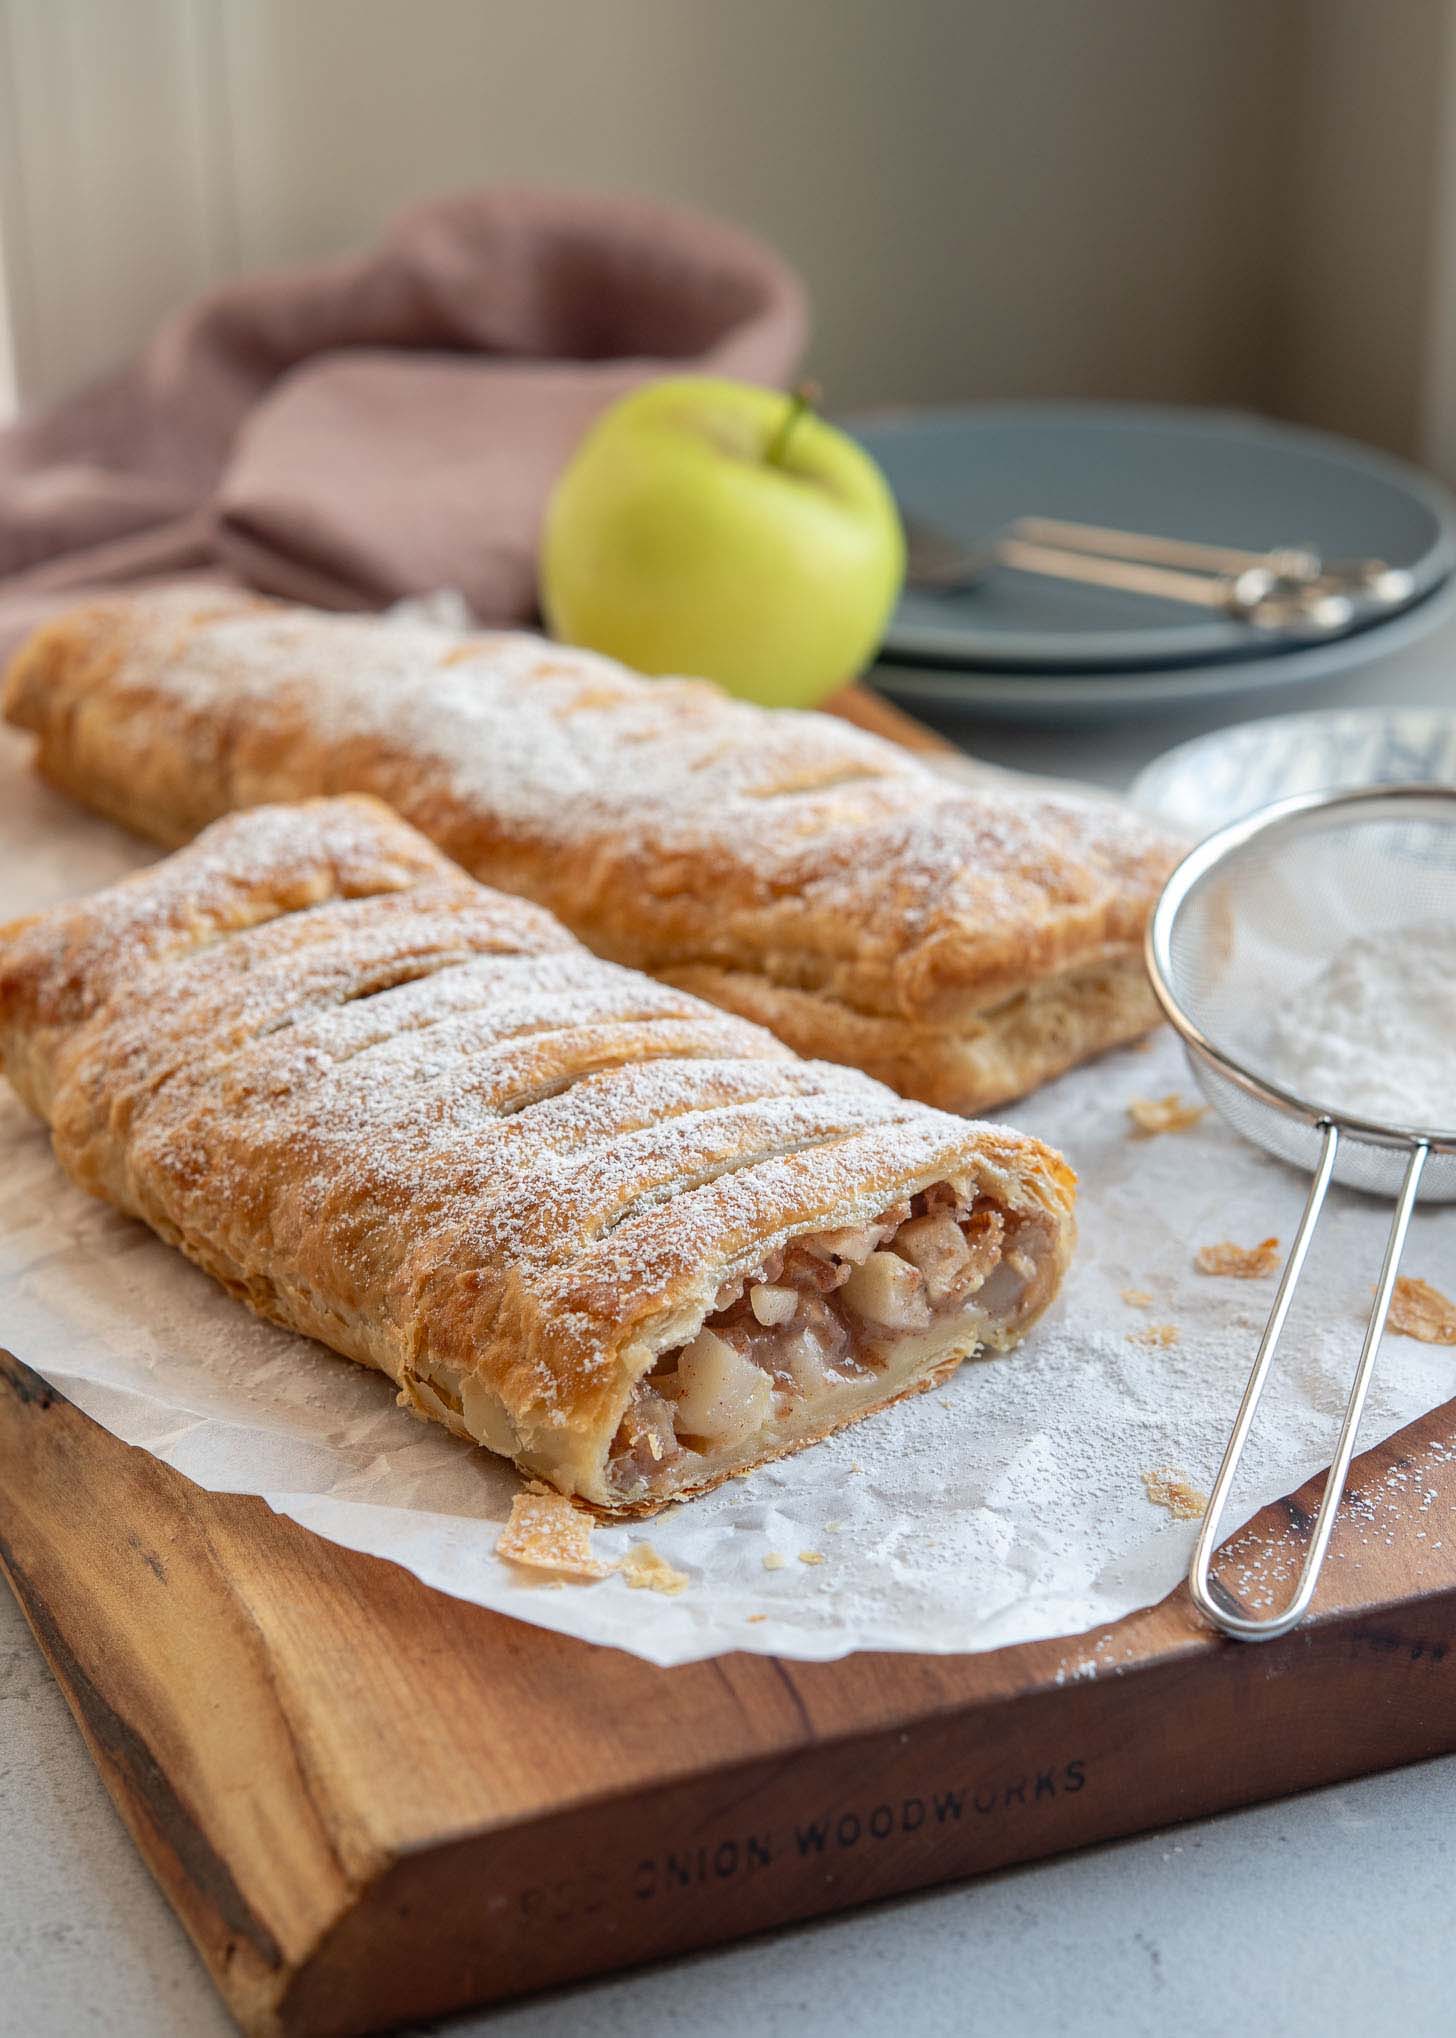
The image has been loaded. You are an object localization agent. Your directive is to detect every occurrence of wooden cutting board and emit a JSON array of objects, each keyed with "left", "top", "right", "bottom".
[
  {"left": 4, "top": 688, "right": 1456, "bottom": 2037},
  {"left": 6, "top": 1350, "right": 1456, "bottom": 2038}
]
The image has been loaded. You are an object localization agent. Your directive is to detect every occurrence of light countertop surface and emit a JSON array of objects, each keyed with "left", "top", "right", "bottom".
[{"left": 5, "top": 614, "right": 1456, "bottom": 2037}]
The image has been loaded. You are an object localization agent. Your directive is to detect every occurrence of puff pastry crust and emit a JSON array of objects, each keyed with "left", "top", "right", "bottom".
[
  {"left": 0, "top": 796, "right": 1076, "bottom": 1508},
  {"left": 2, "top": 589, "right": 1177, "bottom": 1113}
]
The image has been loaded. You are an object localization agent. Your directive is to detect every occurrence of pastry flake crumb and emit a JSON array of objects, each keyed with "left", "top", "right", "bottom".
[
  {"left": 799, "top": 1550, "right": 825, "bottom": 1566},
  {"left": 621, "top": 1542, "right": 689, "bottom": 1595},
  {"left": 1142, "top": 1466, "right": 1208, "bottom": 1520},
  {"left": 1386, "top": 1276, "right": 1456, "bottom": 1345},
  {"left": 745, "top": 1613, "right": 767, "bottom": 1624},
  {"left": 1127, "top": 1093, "right": 1209, "bottom": 1138},
  {"left": 1195, "top": 1236, "right": 1280, "bottom": 1278},
  {"left": 1120, "top": 1287, "right": 1154, "bottom": 1309},
  {"left": 762, "top": 1552, "right": 787, "bottom": 1571},
  {"left": 496, "top": 1492, "right": 616, "bottom": 1581},
  {"left": 1128, "top": 1322, "right": 1180, "bottom": 1349}
]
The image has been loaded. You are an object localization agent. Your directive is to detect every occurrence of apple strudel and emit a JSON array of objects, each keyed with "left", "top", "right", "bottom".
[
  {"left": 2, "top": 589, "right": 1178, "bottom": 1114},
  {"left": 0, "top": 796, "right": 1075, "bottom": 1509}
]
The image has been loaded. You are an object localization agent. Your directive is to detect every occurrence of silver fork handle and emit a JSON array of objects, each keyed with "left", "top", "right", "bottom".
[
  {"left": 1014, "top": 517, "right": 1413, "bottom": 608},
  {"left": 993, "top": 538, "right": 1351, "bottom": 631},
  {"left": 1013, "top": 515, "right": 1321, "bottom": 582},
  {"left": 996, "top": 536, "right": 1247, "bottom": 610},
  {"left": 1189, "top": 1125, "right": 1430, "bottom": 1642}
]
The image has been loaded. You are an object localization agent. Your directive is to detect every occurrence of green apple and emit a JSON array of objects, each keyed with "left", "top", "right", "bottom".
[{"left": 539, "top": 377, "right": 905, "bottom": 708}]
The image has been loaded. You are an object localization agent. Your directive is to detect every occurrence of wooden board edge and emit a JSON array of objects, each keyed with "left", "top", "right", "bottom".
[
  {"left": 277, "top": 1589, "right": 1456, "bottom": 2034},
  {"left": 6, "top": 1344, "right": 1456, "bottom": 2035},
  {"left": 0, "top": 1511, "right": 287, "bottom": 2035},
  {"left": 820, "top": 684, "right": 957, "bottom": 754},
  {"left": 0, "top": 1352, "right": 363, "bottom": 2037}
]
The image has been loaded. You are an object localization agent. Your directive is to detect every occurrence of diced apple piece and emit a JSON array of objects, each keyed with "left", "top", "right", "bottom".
[
  {"left": 669, "top": 1328, "right": 774, "bottom": 1445},
  {"left": 895, "top": 1211, "right": 973, "bottom": 1302},
  {"left": 842, "top": 1250, "right": 931, "bottom": 1330},
  {"left": 964, "top": 1210, "right": 1008, "bottom": 1282},
  {"left": 749, "top": 1282, "right": 798, "bottom": 1327},
  {"left": 460, "top": 1375, "right": 523, "bottom": 1457},
  {"left": 976, "top": 1255, "right": 1032, "bottom": 1320},
  {"left": 782, "top": 1326, "right": 832, "bottom": 1395}
]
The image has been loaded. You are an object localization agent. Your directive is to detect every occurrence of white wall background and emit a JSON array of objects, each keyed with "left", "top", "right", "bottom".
[{"left": 0, "top": 0, "right": 1453, "bottom": 464}]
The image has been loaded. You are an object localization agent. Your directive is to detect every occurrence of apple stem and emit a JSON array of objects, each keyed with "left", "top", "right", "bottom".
[{"left": 765, "top": 379, "right": 822, "bottom": 466}]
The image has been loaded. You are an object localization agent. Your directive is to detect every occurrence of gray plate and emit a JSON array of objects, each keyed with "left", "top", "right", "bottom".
[
  {"left": 871, "top": 570, "right": 1456, "bottom": 727},
  {"left": 853, "top": 403, "right": 1456, "bottom": 670}
]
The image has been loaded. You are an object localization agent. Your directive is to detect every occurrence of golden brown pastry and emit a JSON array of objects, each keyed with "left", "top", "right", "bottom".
[
  {"left": 0, "top": 796, "right": 1075, "bottom": 1509},
  {"left": 2, "top": 588, "right": 1177, "bottom": 1114}
]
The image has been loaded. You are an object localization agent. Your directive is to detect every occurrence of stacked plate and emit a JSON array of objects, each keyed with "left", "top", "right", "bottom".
[{"left": 855, "top": 404, "right": 1456, "bottom": 725}]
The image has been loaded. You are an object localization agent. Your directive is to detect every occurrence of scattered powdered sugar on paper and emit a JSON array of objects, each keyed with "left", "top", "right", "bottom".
[
  {"left": 3, "top": 729, "right": 1455, "bottom": 1668},
  {"left": 1263, "top": 921, "right": 1456, "bottom": 1129}
]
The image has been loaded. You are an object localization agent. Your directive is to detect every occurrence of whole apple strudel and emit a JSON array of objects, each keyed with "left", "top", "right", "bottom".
[
  {"left": 2, "top": 589, "right": 1178, "bottom": 1114},
  {"left": 0, "top": 797, "right": 1075, "bottom": 1509}
]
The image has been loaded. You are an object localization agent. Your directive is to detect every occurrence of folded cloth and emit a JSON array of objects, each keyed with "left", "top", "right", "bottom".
[{"left": 0, "top": 187, "right": 807, "bottom": 657}]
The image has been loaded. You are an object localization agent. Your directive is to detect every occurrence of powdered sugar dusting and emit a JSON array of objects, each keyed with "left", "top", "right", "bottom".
[
  {"left": 32, "top": 591, "right": 1178, "bottom": 1010},
  {"left": 3, "top": 782, "right": 1454, "bottom": 1662},
  {"left": 4, "top": 735, "right": 1454, "bottom": 1669},
  {"left": 1, "top": 794, "right": 463, "bottom": 1033},
  {"left": 1264, "top": 920, "right": 1456, "bottom": 1129},
  {"left": 20, "top": 801, "right": 1059, "bottom": 1436}
]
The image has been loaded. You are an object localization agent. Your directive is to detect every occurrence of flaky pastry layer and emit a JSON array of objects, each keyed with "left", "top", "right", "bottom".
[
  {"left": 3, "top": 589, "right": 1176, "bottom": 1112},
  {"left": 0, "top": 797, "right": 1076, "bottom": 1507}
]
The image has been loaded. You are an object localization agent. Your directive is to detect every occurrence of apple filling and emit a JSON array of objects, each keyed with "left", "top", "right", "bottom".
[{"left": 607, "top": 1183, "right": 1049, "bottom": 1501}]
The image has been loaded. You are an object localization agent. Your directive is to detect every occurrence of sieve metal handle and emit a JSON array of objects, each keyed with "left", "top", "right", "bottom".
[{"left": 1189, "top": 1125, "right": 1430, "bottom": 1641}]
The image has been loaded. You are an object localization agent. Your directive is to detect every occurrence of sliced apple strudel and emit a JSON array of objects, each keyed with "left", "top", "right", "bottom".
[
  {"left": 2, "top": 589, "right": 1179, "bottom": 1114},
  {"left": 0, "top": 797, "right": 1075, "bottom": 1508}
]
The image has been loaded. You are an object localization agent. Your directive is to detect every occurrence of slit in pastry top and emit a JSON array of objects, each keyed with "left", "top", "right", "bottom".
[
  {"left": 1, "top": 588, "right": 1182, "bottom": 1114},
  {"left": 0, "top": 795, "right": 1077, "bottom": 1509}
]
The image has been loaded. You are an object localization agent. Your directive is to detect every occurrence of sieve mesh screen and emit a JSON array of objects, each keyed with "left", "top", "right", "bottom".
[{"left": 1151, "top": 787, "right": 1456, "bottom": 1202}]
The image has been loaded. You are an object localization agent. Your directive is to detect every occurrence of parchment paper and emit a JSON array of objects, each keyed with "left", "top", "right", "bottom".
[{"left": 3, "top": 725, "right": 1453, "bottom": 1667}]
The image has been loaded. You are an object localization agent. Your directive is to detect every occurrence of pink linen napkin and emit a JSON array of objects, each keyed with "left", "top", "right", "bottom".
[{"left": 0, "top": 186, "right": 807, "bottom": 656}]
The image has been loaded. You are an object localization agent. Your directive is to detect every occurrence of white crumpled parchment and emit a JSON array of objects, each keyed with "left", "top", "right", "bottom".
[{"left": 3, "top": 727, "right": 1454, "bottom": 1667}]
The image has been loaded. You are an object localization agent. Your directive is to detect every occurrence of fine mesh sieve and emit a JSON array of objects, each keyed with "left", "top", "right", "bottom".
[{"left": 1146, "top": 784, "right": 1456, "bottom": 1640}]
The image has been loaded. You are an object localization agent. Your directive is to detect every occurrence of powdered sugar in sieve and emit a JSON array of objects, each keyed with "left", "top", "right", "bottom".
[{"left": 1147, "top": 784, "right": 1456, "bottom": 1640}]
